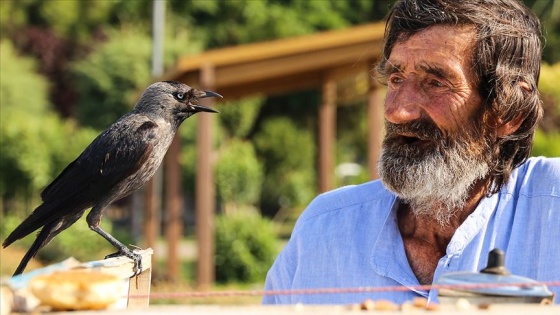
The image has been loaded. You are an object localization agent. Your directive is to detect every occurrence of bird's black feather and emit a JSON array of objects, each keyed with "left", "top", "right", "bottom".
[
  {"left": 2, "top": 81, "right": 220, "bottom": 276},
  {"left": 3, "top": 119, "right": 157, "bottom": 248}
]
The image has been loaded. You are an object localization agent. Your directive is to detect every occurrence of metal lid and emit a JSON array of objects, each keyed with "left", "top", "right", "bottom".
[{"left": 436, "top": 248, "right": 554, "bottom": 298}]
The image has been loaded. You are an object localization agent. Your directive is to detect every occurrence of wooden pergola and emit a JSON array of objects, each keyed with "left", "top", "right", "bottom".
[{"left": 154, "top": 22, "right": 387, "bottom": 289}]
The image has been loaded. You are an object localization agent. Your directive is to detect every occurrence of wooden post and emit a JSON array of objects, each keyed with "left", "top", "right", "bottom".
[
  {"left": 196, "top": 64, "right": 216, "bottom": 290},
  {"left": 143, "top": 178, "right": 159, "bottom": 253},
  {"left": 165, "top": 135, "right": 182, "bottom": 281},
  {"left": 318, "top": 78, "right": 337, "bottom": 193},
  {"left": 367, "top": 72, "right": 384, "bottom": 180}
]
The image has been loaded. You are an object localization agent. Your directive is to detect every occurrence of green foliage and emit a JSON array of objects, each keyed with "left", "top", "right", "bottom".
[
  {"left": 216, "top": 97, "right": 263, "bottom": 138},
  {"left": 0, "top": 40, "right": 97, "bottom": 199},
  {"left": 170, "top": 0, "right": 389, "bottom": 48},
  {"left": 533, "top": 62, "right": 560, "bottom": 157},
  {"left": 532, "top": 129, "right": 560, "bottom": 157},
  {"left": 0, "top": 0, "right": 151, "bottom": 42},
  {"left": 214, "top": 212, "right": 278, "bottom": 283},
  {"left": 72, "top": 29, "right": 152, "bottom": 130},
  {"left": 254, "top": 118, "right": 316, "bottom": 210},
  {"left": 71, "top": 25, "right": 202, "bottom": 130},
  {"left": 0, "top": 40, "right": 49, "bottom": 113},
  {"left": 215, "top": 140, "right": 263, "bottom": 208},
  {"left": 539, "top": 63, "right": 560, "bottom": 107},
  {"left": 0, "top": 108, "right": 97, "bottom": 200}
]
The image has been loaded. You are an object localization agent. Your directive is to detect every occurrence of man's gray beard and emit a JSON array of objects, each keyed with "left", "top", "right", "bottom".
[{"left": 378, "top": 139, "right": 490, "bottom": 226}]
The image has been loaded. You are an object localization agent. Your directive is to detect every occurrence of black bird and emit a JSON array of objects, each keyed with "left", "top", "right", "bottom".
[{"left": 2, "top": 81, "right": 221, "bottom": 276}]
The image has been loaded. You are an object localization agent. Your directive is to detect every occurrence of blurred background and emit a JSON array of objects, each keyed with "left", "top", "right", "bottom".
[{"left": 1, "top": 0, "right": 559, "bottom": 304}]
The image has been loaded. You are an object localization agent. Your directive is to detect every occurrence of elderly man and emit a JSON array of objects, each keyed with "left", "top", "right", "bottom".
[{"left": 263, "top": 0, "right": 560, "bottom": 304}]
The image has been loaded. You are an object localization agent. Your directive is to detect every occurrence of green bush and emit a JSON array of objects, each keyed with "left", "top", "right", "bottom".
[
  {"left": 214, "top": 212, "right": 278, "bottom": 283},
  {"left": 216, "top": 97, "right": 263, "bottom": 138},
  {"left": 71, "top": 26, "right": 203, "bottom": 131},
  {"left": 0, "top": 40, "right": 97, "bottom": 200},
  {"left": 72, "top": 29, "right": 152, "bottom": 130},
  {"left": 254, "top": 117, "right": 316, "bottom": 211},
  {"left": 532, "top": 129, "right": 560, "bottom": 157},
  {"left": 215, "top": 139, "right": 263, "bottom": 211}
]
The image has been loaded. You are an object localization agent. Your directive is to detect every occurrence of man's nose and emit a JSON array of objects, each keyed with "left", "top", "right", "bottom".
[{"left": 384, "top": 80, "right": 424, "bottom": 124}]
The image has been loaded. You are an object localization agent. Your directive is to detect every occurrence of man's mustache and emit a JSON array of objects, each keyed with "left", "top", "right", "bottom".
[{"left": 384, "top": 120, "right": 445, "bottom": 142}]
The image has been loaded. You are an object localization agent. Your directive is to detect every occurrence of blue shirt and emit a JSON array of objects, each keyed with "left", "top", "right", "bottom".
[{"left": 263, "top": 157, "right": 560, "bottom": 304}]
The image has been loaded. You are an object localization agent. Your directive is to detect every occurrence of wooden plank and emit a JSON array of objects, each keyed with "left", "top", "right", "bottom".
[
  {"left": 126, "top": 265, "right": 152, "bottom": 309},
  {"left": 214, "top": 42, "right": 381, "bottom": 88},
  {"left": 175, "top": 22, "right": 385, "bottom": 71},
  {"left": 165, "top": 135, "right": 182, "bottom": 281},
  {"left": 196, "top": 64, "right": 217, "bottom": 290},
  {"left": 319, "top": 78, "right": 337, "bottom": 193},
  {"left": 367, "top": 74, "right": 385, "bottom": 180}
]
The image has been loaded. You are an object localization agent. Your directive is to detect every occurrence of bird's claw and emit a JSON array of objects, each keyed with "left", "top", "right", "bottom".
[{"left": 104, "top": 249, "right": 143, "bottom": 276}]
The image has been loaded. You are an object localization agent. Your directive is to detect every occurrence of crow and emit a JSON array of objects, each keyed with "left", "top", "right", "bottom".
[{"left": 3, "top": 81, "right": 221, "bottom": 276}]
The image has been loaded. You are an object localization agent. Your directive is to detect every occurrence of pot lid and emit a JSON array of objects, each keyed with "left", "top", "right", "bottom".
[{"left": 436, "top": 248, "right": 554, "bottom": 298}]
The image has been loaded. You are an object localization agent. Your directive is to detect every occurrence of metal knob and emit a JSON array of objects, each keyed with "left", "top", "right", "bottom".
[{"left": 480, "top": 248, "right": 510, "bottom": 275}]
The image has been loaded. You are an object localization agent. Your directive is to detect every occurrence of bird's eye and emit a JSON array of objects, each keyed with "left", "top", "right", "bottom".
[{"left": 174, "top": 92, "right": 185, "bottom": 100}]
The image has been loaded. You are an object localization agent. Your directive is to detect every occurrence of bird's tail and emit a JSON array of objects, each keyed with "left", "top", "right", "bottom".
[
  {"left": 12, "top": 221, "right": 58, "bottom": 276},
  {"left": 3, "top": 202, "right": 58, "bottom": 249}
]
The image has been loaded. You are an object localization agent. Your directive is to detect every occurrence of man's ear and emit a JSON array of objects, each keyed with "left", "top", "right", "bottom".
[
  {"left": 497, "top": 81, "right": 531, "bottom": 137},
  {"left": 497, "top": 115, "right": 524, "bottom": 137}
]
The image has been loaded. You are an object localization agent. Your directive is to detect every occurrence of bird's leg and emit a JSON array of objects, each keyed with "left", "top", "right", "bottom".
[
  {"left": 87, "top": 210, "right": 142, "bottom": 275},
  {"left": 91, "top": 224, "right": 143, "bottom": 274}
]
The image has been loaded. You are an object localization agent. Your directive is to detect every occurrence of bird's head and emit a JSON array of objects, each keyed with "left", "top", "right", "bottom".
[{"left": 134, "top": 81, "right": 221, "bottom": 126}]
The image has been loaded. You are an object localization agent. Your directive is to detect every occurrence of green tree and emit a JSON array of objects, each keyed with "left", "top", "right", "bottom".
[
  {"left": 254, "top": 117, "right": 316, "bottom": 215},
  {"left": 215, "top": 139, "right": 264, "bottom": 214},
  {"left": 532, "top": 62, "right": 560, "bottom": 157},
  {"left": 71, "top": 29, "right": 152, "bottom": 129},
  {"left": 0, "top": 40, "right": 96, "bottom": 208},
  {"left": 214, "top": 212, "right": 278, "bottom": 283},
  {"left": 216, "top": 97, "right": 263, "bottom": 138}
]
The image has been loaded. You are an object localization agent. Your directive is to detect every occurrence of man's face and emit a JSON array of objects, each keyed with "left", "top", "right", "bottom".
[{"left": 378, "top": 25, "right": 492, "bottom": 224}]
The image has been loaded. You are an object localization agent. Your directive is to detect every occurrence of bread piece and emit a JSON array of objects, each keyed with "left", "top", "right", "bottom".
[{"left": 30, "top": 270, "right": 123, "bottom": 310}]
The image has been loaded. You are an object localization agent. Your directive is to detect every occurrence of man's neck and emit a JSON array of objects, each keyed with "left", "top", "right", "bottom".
[{"left": 397, "top": 178, "right": 490, "bottom": 284}]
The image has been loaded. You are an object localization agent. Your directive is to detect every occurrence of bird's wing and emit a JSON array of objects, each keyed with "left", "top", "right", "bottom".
[
  {"left": 3, "top": 119, "right": 159, "bottom": 248},
  {"left": 41, "top": 119, "right": 158, "bottom": 204}
]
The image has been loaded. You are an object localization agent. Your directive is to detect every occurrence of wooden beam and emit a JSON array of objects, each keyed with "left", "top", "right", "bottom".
[
  {"left": 214, "top": 71, "right": 322, "bottom": 100},
  {"left": 214, "top": 42, "right": 380, "bottom": 88},
  {"left": 367, "top": 73, "right": 385, "bottom": 180},
  {"left": 165, "top": 135, "right": 182, "bottom": 281},
  {"left": 192, "top": 62, "right": 370, "bottom": 101},
  {"left": 195, "top": 64, "right": 217, "bottom": 290},
  {"left": 318, "top": 78, "right": 337, "bottom": 193},
  {"left": 143, "top": 178, "right": 159, "bottom": 252},
  {"left": 175, "top": 22, "right": 385, "bottom": 72}
]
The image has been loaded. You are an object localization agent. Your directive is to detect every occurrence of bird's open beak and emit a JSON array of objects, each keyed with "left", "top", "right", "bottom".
[
  {"left": 198, "top": 90, "right": 223, "bottom": 99},
  {"left": 190, "top": 104, "right": 220, "bottom": 113},
  {"left": 191, "top": 90, "right": 222, "bottom": 113}
]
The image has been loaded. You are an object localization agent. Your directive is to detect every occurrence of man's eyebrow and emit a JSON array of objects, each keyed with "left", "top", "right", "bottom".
[
  {"left": 417, "top": 63, "right": 456, "bottom": 80},
  {"left": 384, "top": 62, "right": 404, "bottom": 75}
]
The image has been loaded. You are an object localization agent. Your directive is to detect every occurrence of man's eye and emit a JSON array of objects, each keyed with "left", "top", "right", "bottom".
[
  {"left": 429, "top": 80, "right": 445, "bottom": 88},
  {"left": 389, "top": 76, "right": 403, "bottom": 85}
]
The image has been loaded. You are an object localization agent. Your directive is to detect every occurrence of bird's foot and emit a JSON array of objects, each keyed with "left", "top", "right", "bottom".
[{"left": 105, "top": 248, "right": 143, "bottom": 276}]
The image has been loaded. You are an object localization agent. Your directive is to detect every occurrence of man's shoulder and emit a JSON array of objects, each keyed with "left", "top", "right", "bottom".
[
  {"left": 508, "top": 156, "right": 560, "bottom": 196},
  {"left": 295, "top": 180, "right": 395, "bottom": 225}
]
